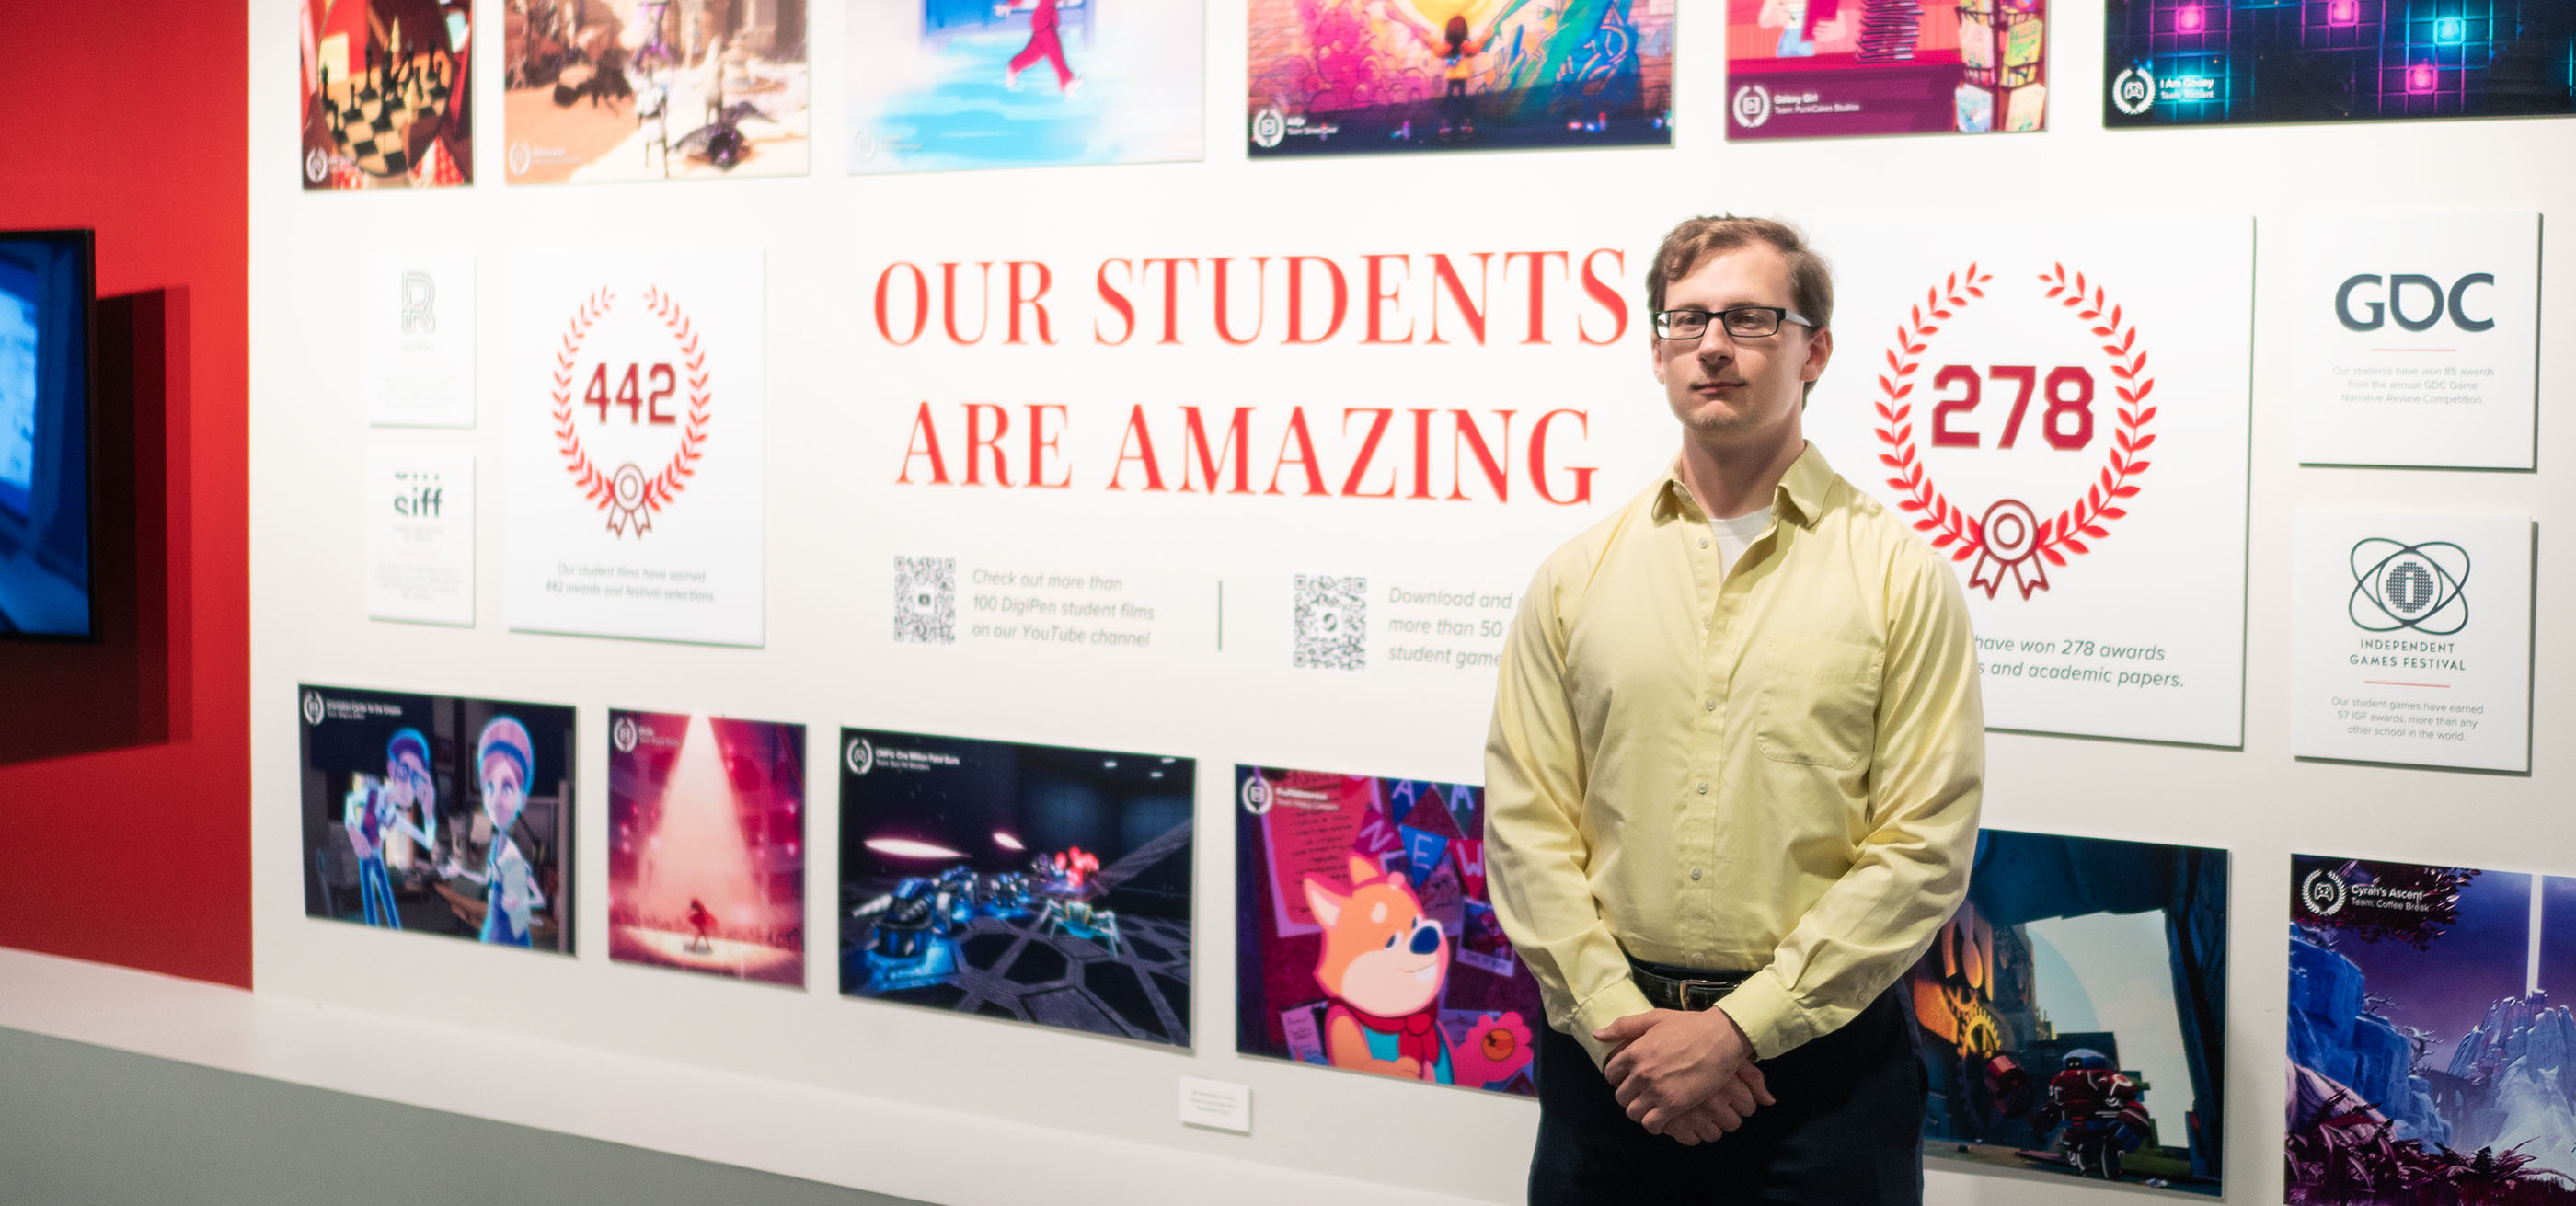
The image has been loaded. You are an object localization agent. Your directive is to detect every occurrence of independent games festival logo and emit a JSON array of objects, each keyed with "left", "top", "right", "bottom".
[{"left": 2349, "top": 539, "right": 2470, "bottom": 635}]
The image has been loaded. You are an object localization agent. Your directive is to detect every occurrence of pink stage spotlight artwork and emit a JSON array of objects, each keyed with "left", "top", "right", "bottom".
[{"left": 609, "top": 711, "right": 807, "bottom": 986}]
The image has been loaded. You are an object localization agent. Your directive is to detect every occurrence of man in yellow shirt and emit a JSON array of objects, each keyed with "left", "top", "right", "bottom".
[{"left": 1485, "top": 215, "right": 1984, "bottom": 1202}]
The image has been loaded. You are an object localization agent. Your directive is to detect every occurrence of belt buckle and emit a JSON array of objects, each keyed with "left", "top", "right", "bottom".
[{"left": 1676, "top": 978, "right": 1732, "bottom": 1012}]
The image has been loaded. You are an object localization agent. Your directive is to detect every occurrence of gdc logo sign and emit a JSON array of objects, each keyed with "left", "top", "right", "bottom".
[{"left": 2335, "top": 273, "right": 2496, "bottom": 333}]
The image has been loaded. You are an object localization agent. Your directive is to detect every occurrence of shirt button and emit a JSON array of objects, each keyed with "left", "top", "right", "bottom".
[
  {"left": 1699, "top": 537, "right": 1710, "bottom": 548},
  {"left": 1704, "top": 700, "right": 1717, "bottom": 711},
  {"left": 1691, "top": 868, "right": 1704, "bottom": 881},
  {"left": 1696, "top": 783, "right": 1708, "bottom": 795}
]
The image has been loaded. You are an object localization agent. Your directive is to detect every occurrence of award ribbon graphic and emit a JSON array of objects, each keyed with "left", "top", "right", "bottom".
[
  {"left": 549, "top": 285, "right": 713, "bottom": 537},
  {"left": 1875, "top": 263, "right": 2158, "bottom": 599}
]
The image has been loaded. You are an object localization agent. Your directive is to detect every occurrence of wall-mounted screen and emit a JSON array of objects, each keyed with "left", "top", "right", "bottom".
[{"left": 0, "top": 229, "right": 95, "bottom": 639}]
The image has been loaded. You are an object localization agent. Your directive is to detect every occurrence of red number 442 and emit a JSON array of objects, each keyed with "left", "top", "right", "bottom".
[{"left": 584, "top": 362, "right": 677, "bottom": 425}]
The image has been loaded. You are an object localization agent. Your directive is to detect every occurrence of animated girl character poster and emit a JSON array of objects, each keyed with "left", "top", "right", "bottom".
[
  {"left": 2106, "top": 0, "right": 2576, "bottom": 127},
  {"left": 2288, "top": 855, "right": 2576, "bottom": 1204},
  {"left": 1246, "top": 0, "right": 1674, "bottom": 156},
  {"left": 839, "top": 729, "right": 1195, "bottom": 1047},
  {"left": 300, "top": 0, "right": 474, "bottom": 188},
  {"left": 607, "top": 711, "right": 806, "bottom": 985},
  {"left": 1235, "top": 765, "right": 1541, "bottom": 1095},
  {"left": 298, "top": 684, "right": 574, "bottom": 952},
  {"left": 846, "top": 0, "right": 1205, "bottom": 173},
  {"left": 1724, "top": 0, "right": 2047, "bottom": 140},
  {"left": 1907, "top": 829, "right": 2228, "bottom": 1193},
  {"left": 501, "top": 0, "right": 811, "bottom": 183}
]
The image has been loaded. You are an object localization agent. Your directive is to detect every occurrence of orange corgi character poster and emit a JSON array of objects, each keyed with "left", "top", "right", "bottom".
[{"left": 1236, "top": 765, "right": 1539, "bottom": 1094}]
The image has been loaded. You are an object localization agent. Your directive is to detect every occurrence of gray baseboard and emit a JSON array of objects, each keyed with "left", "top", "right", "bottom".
[{"left": 0, "top": 1027, "right": 929, "bottom": 1206}]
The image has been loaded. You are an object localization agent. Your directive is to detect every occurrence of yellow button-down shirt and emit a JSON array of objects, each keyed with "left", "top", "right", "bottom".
[{"left": 1484, "top": 442, "right": 1984, "bottom": 1067}]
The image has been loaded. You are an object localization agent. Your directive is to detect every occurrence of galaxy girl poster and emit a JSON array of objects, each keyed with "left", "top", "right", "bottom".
[{"left": 1246, "top": 0, "right": 1674, "bottom": 155}]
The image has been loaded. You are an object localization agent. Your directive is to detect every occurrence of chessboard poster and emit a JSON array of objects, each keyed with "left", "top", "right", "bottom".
[
  {"left": 2288, "top": 855, "right": 2576, "bottom": 1204},
  {"left": 1910, "top": 829, "right": 2228, "bottom": 1195},
  {"left": 2106, "top": 0, "right": 2576, "bottom": 127},
  {"left": 1236, "top": 765, "right": 1542, "bottom": 1097},
  {"left": 1725, "top": 0, "right": 2048, "bottom": 140},
  {"left": 502, "top": 250, "right": 765, "bottom": 647},
  {"left": 1246, "top": 0, "right": 1674, "bottom": 156},
  {"left": 300, "top": 0, "right": 474, "bottom": 189},
  {"left": 2292, "top": 213, "right": 2541, "bottom": 470},
  {"left": 502, "top": 0, "right": 811, "bottom": 183},
  {"left": 840, "top": 729, "right": 1195, "bottom": 1047},
  {"left": 1801, "top": 216, "right": 2254, "bottom": 746},
  {"left": 2291, "top": 510, "right": 2533, "bottom": 772},
  {"left": 608, "top": 711, "right": 806, "bottom": 986},
  {"left": 298, "top": 684, "right": 575, "bottom": 953},
  {"left": 846, "top": 0, "right": 1205, "bottom": 174}
]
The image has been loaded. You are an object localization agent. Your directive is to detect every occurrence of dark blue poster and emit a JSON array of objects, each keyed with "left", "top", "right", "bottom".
[{"left": 2104, "top": 0, "right": 2575, "bottom": 126}]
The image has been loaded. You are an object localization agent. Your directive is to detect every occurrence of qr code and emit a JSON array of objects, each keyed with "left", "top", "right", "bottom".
[
  {"left": 892, "top": 556, "right": 957, "bottom": 645},
  {"left": 1293, "top": 574, "right": 1366, "bottom": 671}
]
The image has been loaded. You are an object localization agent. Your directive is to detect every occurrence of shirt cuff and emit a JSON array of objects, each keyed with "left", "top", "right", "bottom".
[
  {"left": 1566, "top": 978, "right": 1657, "bottom": 1069},
  {"left": 1715, "top": 970, "right": 1811, "bottom": 1061}
]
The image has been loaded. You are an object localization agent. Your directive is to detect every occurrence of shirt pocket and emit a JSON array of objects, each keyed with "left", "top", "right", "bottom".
[{"left": 1755, "top": 635, "right": 1882, "bottom": 770}]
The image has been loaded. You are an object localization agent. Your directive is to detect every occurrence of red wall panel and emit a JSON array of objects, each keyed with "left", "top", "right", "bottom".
[{"left": 0, "top": 3, "right": 250, "bottom": 986}]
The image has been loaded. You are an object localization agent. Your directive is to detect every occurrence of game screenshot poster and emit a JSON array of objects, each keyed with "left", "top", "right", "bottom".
[
  {"left": 1908, "top": 830, "right": 2228, "bottom": 1193},
  {"left": 503, "top": 0, "right": 811, "bottom": 183},
  {"left": 1236, "top": 766, "right": 1541, "bottom": 1095},
  {"left": 1246, "top": 0, "right": 1674, "bottom": 155},
  {"left": 608, "top": 711, "right": 807, "bottom": 986},
  {"left": 2106, "top": 0, "right": 2576, "bottom": 126},
  {"left": 1727, "top": 0, "right": 2048, "bottom": 139},
  {"left": 847, "top": 0, "right": 1206, "bottom": 173},
  {"left": 840, "top": 729, "right": 1194, "bottom": 1046},
  {"left": 298, "top": 684, "right": 574, "bottom": 952},
  {"left": 2288, "top": 855, "right": 2576, "bottom": 1204},
  {"left": 300, "top": 0, "right": 474, "bottom": 189}
]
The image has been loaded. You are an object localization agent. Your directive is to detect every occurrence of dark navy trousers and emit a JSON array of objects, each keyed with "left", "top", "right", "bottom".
[{"left": 1529, "top": 985, "right": 1925, "bottom": 1204}]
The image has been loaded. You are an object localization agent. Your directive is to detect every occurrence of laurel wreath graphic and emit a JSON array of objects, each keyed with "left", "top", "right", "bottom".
[
  {"left": 548, "top": 285, "right": 713, "bottom": 535},
  {"left": 1873, "top": 263, "right": 2157, "bottom": 584}
]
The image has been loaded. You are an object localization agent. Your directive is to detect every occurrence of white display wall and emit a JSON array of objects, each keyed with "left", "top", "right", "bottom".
[{"left": 246, "top": 2, "right": 2576, "bottom": 1202}]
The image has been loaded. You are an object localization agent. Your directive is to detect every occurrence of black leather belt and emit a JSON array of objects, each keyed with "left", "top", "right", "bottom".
[{"left": 1628, "top": 957, "right": 1748, "bottom": 1013}]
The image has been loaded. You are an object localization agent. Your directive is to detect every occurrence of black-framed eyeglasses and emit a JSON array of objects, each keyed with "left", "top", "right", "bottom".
[{"left": 1652, "top": 306, "right": 1815, "bottom": 340}]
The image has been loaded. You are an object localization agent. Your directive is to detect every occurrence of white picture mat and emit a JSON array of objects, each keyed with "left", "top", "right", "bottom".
[
  {"left": 2290, "top": 508, "right": 2534, "bottom": 772},
  {"left": 1803, "top": 215, "right": 2254, "bottom": 747},
  {"left": 364, "top": 445, "right": 475, "bottom": 626},
  {"left": 364, "top": 249, "right": 477, "bottom": 428},
  {"left": 238, "top": 1, "right": 2576, "bottom": 1201},
  {"left": 2293, "top": 213, "right": 2540, "bottom": 469},
  {"left": 501, "top": 249, "right": 767, "bottom": 648}
]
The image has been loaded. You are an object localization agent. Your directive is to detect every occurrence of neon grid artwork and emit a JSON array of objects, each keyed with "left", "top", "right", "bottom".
[{"left": 2105, "top": 0, "right": 2573, "bottom": 125}]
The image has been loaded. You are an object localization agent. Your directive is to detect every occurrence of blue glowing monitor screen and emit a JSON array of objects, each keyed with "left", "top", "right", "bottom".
[{"left": 0, "top": 230, "right": 95, "bottom": 639}]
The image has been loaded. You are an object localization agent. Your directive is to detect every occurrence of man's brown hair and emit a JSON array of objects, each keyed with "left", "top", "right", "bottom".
[{"left": 1645, "top": 215, "right": 1834, "bottom": 332}]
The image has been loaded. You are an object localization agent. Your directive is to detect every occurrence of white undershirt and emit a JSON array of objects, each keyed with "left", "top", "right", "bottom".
[{"left": 1709, "top": 505, "right": 1775, "bottom": 578}]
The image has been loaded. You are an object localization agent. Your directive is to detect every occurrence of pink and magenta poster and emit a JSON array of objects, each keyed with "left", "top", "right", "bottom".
[{"left": 1724, "top": 0, "right": 2046, "bottom": 140}]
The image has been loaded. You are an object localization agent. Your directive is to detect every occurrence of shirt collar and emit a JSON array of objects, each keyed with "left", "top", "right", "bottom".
[{"left": 1656, "top": 442, "right": 1834, "bottom": 529}]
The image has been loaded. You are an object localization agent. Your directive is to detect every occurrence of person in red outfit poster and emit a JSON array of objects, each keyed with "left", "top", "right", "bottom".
[{"left": 999, "top": 0, "right": 1080, "bottom": 96}]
